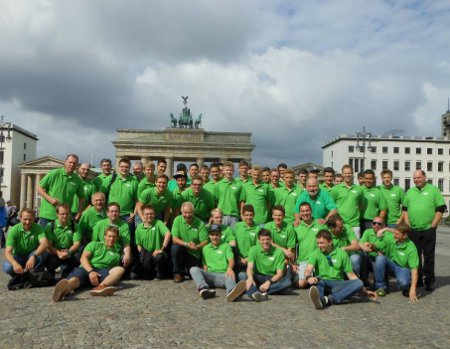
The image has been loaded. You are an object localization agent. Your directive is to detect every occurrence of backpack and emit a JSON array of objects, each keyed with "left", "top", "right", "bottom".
[{"left": 7, "top": 270, "right": 56, "bottom": 290}]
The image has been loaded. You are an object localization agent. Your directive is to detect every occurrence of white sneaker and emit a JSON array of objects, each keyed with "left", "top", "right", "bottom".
[
  {"left": 309, "top": 286, "right": 323, "bottom": 310},
  {"left": 226, "top": 280, "right": 247, "bottom": 302}
]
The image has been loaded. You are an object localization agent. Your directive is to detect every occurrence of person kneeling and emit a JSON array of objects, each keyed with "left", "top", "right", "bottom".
[
  {"left": 52, "top": 226, "right": 125, "bottom": 302},
  {"left": 190, "top": 224, "right": 246, "bottom": 302},
  {"left": 305, "top": 230, "right": 377, "bottom": 309}
]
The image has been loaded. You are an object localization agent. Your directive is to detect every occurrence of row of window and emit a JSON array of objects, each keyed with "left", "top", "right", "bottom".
[
  {"left": 349, "top": 158, "right": 448, "bottom": 173},
  {"left": 348, "top": 145, "right": 448, "bottom": 155}
]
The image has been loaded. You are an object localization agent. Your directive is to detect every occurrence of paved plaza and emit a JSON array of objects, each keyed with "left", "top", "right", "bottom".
[{"left": 1, "top": 227, "right": 450, "bottom": 348}]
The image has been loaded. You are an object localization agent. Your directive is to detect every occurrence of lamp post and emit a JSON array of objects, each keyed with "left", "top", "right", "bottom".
[
  {"left": 355, "top": 126, "right": 372, "bottom": 171},
  {"left": 0, "top": 115, "right": 12, "bottom": 187}
]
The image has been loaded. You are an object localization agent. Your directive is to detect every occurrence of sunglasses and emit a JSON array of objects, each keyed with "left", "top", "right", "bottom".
[{"left": 372, "top": 221, "right": 383, "bottom": 226}]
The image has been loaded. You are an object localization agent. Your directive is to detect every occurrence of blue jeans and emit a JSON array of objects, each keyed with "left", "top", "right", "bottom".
[
  {"left": 316, "top": 278, "right": 363, "bottom": 304},
  {"left": 374, "top": 255, "right": 411, "bottom": 291},
  {"left": 222, "top": 216, "right": 238, "bottom": 228},
  {"left": 238, "top": 272, "right": 292, "bottom": 295},
  {"left": 350, "top": 253, "right": 361, "bottom": 276},
  {"left": 38, "top": 218, "right": 53, "bottom": 229},
  {"left": 171, "top": 245, "right": 201, "bottom": 275},
  {"left": 2, "top": 252, "right": 48, "bottom": 276},
  {"left": 190, "top": 267, "right": 236, "bottom": 293}
]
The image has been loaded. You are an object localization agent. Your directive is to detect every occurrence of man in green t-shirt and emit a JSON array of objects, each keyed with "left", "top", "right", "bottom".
[
  {"left": 72, "top": 163, "right": 96, "bottom": 215},
  {"left": 3, "top": 208, "right": 49, "bottom": 276},
  {"left": 402, "top": 170, "right": 446, "bottom": 291},
  {"left": 240, "top": 165, "right": 271, "bottom": 225},
  {"left": 233, "top": 204, "right": 259, "bottom": 272},
  {"left": 78, "top": 192, "right": 107, "bottom": 245},
  {"left": 374, "top": 223, "right": 419, "bottom": 302},
  {"left": 320, "top": 167, "right": 335, "bottom": 192},
  {"left": 171, "top": 171, "right": 189, "bottom": 216},
  {"left": 93, "top": 158, "right": 113, "bottom": 193},
  {"left": 360, "top": 169, "right": 387, "bottom": 232},
  {"left": 134, "top": 205, "right": 171, "bottom": 280},
  {"left": 214, "top": 161, "right": 242, "bottom": 227},
  {"left": 171, "top": 202, "right": 209, "bottom": 283},
  {"left": 52, "top": 226, "right": 125, "bottom": 301},
  {"left": 190, "top": 224, "right": 247, "bottom": 301},
  {"left": 305, "top": 230, "right": 376, "bottom": 309},
  {"left": 46, "top": 203, "right": 82, "bottom": 277},
  {"left": 379, "top": 169, "right": 404, "bottom": 227},
  {"left": 181, "top": 176, "right": 214, "bottom": 223},
  {"left": 203, "top": 162, "right": 221, "bottom": 197},
  {"left": 264, "top": 205, "right": 296, "bottom": 262},
  {"left": 274, "top": 168, "right": 302, "bottom": 224},
  {"left": 37, "top": 154, "right": 85, "bottom": 226},
  {"left": 132, "top": 161, "right": 145, "bottom": 182},
  {"left": 238, "top": 229, "right": 292, "bottom": 302},
  {"left": 137, "top": 161, "right": 156, "bottom": 198}
]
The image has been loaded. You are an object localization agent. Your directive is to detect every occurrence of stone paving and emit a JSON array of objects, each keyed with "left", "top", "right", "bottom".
[{"left": 1, "top": 227, "right": 450, "bottom": 348}]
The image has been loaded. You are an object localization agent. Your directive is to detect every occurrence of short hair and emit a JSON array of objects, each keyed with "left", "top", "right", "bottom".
[
  {"left": 157, "top": 158, "right": 167, "bottom": 165},
  {"left": 363, "top": 169, "right": 375, "bottom": 177},
  {"left": 277, "top": 163, "right": 288, "bottom": 170},
  {"left": 239, "top": 160, "right": 249, "bottom": 168},
  {"left": 100, "top": 158, "right": 112, "bottom": 166},
  {"left": 358, "top": 171, "right": 365, "bottom": 178},
  {"left": 299, "top": 202, "right": 312, "bottom": 211},
  {"left": 56, "top": 203, "right": 71, "bottom": 213},
  {"left": 396, "top": 222, "right": 410, "bottom": 234},
  {"left": 210, "top": 162, "right": 221, "bottom": 169},
  {"left": 242, "top": 204, "right": 254, "bottom": 214},
  {"left": 284, "top": 168, "right": 294, "bottom": 176},
  {"left": 141, "top": 205, "right": 155, "bottom": 213},
  {"left": 326, "top": 214, "right": 343, "bottom": 228},
  {"left": 210, "top": 208, "right": 223, "bottom": 217},
  {"left": 181, "top": 201, "right": 194, "bottom": 211},
  {"left": 316, "top": 229, "right": 333, "bottom": 241},
  {"left": 261, "top": 166, "right": 271, "bottom": 173},
  {"left": 335, "top": 173, "right": 343, "bottom": 179},
  {"left": 20, "top": 208, "right": 34, "bottom": 218},
  {"left": 107, "top": 202, "right": 121, "bottom": 211},
  {"left": 251, "top": 165, "right": 261, "bottom": 172},
  {"left": 258, "top": 228, "right": 271, "bottom": 239},
  {"left": 189, "top": 163, "right": 199, "bottom": 169},
  {"left": 341, "top": 164, "right": 353, "bottom": 173},
  {"left": 272, "top": 205, "right": 285, "bottom": 215},
  {"left": 380, "top": 169, "right": 393, "bottom": 177},
  {"left": 104, "top": 225, "right": 119, "bottom": 237},
  {"left": 323, "top": 167, "right": 335, "bottom": 176},
  {"left": 119, "top": 157, "right": 131, "bottom": 166},
  {"left": 145, "top": 162, "right": 155, "bottom": 170},
  {"left": 141, "top": 156, "right": 153, "bottom": 167},
  {"left": 200, "top": 164, "right": 209, "bottom": 171},
  {"left": 156, "top": 174, "right": 169, "bottom": 182},
  {"left": 66, "top": 154, "right": 79, "bottom": 161},
  {"left": 191, "top": 175, "right": 204, "bottom": 184},
  {"left": 133, "top": 161, "right": 143, "bottom": 168},
  {"left": 298, "top": 168, "right": 308, "bottom": 175},
  {"left": 91, "top": 192, "right": 106, "bottom": 203},
  {"left": 223, "top": 161, "right": 234, "bottom": 168}
]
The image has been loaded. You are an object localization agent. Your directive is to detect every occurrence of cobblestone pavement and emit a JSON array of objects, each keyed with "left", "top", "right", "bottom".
[{"left": 1, "top": 227, "right": 450, "bottom": 349}]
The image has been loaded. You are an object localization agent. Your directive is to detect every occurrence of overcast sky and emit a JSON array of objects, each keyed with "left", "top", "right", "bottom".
[{"left": 2, "top": 0, "right": 450, "bottom": 168}]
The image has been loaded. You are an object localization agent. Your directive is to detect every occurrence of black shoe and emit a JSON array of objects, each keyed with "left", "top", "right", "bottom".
[
  {"left": 199, "top": 288, "right": 216, "bottom": 300},
  {"left": 425, "top": 281, "right": 435, "bottom": 291}
]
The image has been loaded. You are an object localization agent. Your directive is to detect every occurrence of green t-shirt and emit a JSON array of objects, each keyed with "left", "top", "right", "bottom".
[
  {"left": 403, "top": 183, "right": 446, "bottom": 230},
  {"left": 84, "top": 241, "right": 121, "bottom": 270},
  {"left": 171, "top": 188, "right": 186, "bottom": 211},
  {"left": 264, "top": 221, "right": 296, "bottom": 249},
  {"left": 320, "top": 183, "right": 334, "bottom": 193},
  {"left": 203, "top": 180, "right": 218, "bottom": 197},
  {"left": 92, "top": 219, "right": 131, "bottom": 254},
  {"left": 379, "top": 184, "right": 405, "bottom": 224},
  {"left": 240, "top": 181, "right": 271, "bottom": 225},
  {"left": 78, "top": 206, "right": 107, "bottom": 242},
  {"left": 248, "top": 244, "right": 286, "bottom": 276},
  {"left": 295, "top": 189, "right": 337, "bottom": 220},
  {"left": 359, "top": 228, "right": 388, "bottom": 258},
  {"left": 330, "top": 223, "right": 358, "bottom": 253},
  {"left": 171, "top": 215, "right": 208, "bottom": 259},
  {"left": 274, "top": 185, "right": 302, "bottom": 223},
  {"left": 135, "top": 220, "right": 169, "bottom": 252},
  {"left": 39, "top": 168, "right": 84, "bottom": 220},
  {"left": 202, "top": 242, "right": 234, "bottom": 273},
  {"left": 46, "top": 220, "right": 82, "bottom": 250},
  {"left": 93, "top": 173, "right": 110, "bottom": 193},
  {"left": 308, "top": 247, "right": 353, "bottom": 281},
  {"left": 361, "top": 186, "right": 387, "bottom": 220},
  {"left": 382, "top": 234, "right": 419, "bottom": 269},
  {"left": 233, "top": 222, "right": 259, "bottom": 258},
  {"left": 139, "top": 187, "right": 173, "bottom": 218},
  {"left": 137, "top": 177, "right": 155, "bottom": 197},
  {"left": 181, "top": 188, "right": 215, "bottom": 222},
  {"left": 72, "top": 179, "right": 96, "bottom": 213},
  {"left": 330, "top": 183, "right": 363, "bottom": 227},
  {"left": 214, "top": 178, "right": 243, "bottom": 217},
  {"left": 6, "top": 223, "right": 46, "bottom": 255},
  {"left": 105, "top": 174, "right": 138, "bottom": 215},
  {"left": 295, "top": 220, "right": 326, "bottom": 263}
]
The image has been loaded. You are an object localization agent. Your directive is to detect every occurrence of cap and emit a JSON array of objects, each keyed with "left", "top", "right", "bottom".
[
  {"left": 208, "top": 224, "right": 222, "bottom": 234},
  {"left": 173, "top": 171, "right": 187, "bottom": 179}
]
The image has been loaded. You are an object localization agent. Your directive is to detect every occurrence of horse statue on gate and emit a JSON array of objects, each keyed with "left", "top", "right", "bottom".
[
  {"left": 168, "top": 96, "right": 203, "bottom": 129},
  {"left": 170, "top": 113, "right": 178, "bottom": 128},
  {"left": 194, "top": 113, "right": 202, "bottom": 128}
]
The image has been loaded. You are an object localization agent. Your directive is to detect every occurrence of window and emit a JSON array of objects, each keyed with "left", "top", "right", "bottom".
[
  {"left": 393, "top": 160, "right": 399, "bottom": 171},
  {"left": 438, "top": 162, "right": 443, "bottom": 172},
  {"left": 405, "top": 178, "right": 411, "bottom": 191},
  {"left": 348, "top": 146, "right": 354, "bottom": 153},
  {"left": 382, "top": 160, "right": 388, "bottom": 170},
  {"left": 349, "top": 158, "right": 364, "bottom": 172},
  {"left": 382, "top": 146, "right": 388, "bottom": 154},
  {"left": 0, "top": 151, "right": 3, "bottom": 163},
  {"left": 405, "top": 147, "right": 410, "bottom": 154},
  {"left": 427, "top": 179, "right": 433, "bottom": 185},
  {"left": 438, "top": 148, "right": 443, "bottom": 155},
  {"left": 438, "top": 179, "right": 444, "bottom": 192},
  {"left": 23, "top": 154, "right": 26, "bottom": 161},
  {"left": 416, "top": 161, "right": 422, "bottom": 170},
  {"left": 370, "top": 160, "right": 377, "bottom": 170},
  {"left": 23, "top": 142, "right": 27, "bottom": 150},
  {"left": 370, "top": 146, "right": 377, "bottom": 153},
  {"left": 331, "top": 151, "right": 333, "bottom": 158},
  {"left": 427, "top": 162, "right": 433, "bottom": 171},
  {"left": 416, "top": 147, "right": 421, "bottom": 154},
  {"left": 405, "top": 161, "right": 411, "bottom": 171},
  {"left": 394, "top": 178, "right": 400, "bottom": 186},
  {"left": 427, "top": 148, "right": 433, "bottom": 155},
  {"left": 393, "top": 147, "right": 399, "bottom": 154}
]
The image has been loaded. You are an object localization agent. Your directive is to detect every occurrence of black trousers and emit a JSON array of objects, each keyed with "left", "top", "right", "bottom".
[{"left": 408, "top": 228, "right": 436, "bottom": 283}]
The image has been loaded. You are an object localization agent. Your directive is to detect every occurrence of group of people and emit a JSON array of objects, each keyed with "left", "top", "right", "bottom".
[{"left": 2, "top": 154, "right": 446, "bottom": 309}]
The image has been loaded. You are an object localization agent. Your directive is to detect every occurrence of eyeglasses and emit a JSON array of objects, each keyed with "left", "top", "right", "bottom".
[
  {"left": 372, "top": 221, "right": 383, "bottom": 226},
  {"left": 326, "top": 255, "right": 333, "bottom": 266}
]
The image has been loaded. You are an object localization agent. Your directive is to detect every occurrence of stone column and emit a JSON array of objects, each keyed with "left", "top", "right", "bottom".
[
  {"left": 34, "top": 174, "right": 42, "bottom": 209},
  {"left": 27, "top": 175, "right": 34, "bottom": 209},
  {"left": 166, "top": 157, "right": 174, "bottom": 178},
  {"left": 196, "top": 158, "right": 205, "bottom": 168},
  {"left": 20, "top": 174, "right": 27, "bottom": 209}
]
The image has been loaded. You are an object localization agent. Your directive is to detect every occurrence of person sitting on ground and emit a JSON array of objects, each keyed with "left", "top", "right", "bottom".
[
  {"left": 52, "top": 226, "right": 125, "bottom": 301},
  {"left": 239, "top": 228, "right": 292, "bottom": 302},
  {"left": 3, "top": 208, "right": 49, "bottom": 277},
  {"left": 190, "top": 224, "right": 246, "bottom": 301},
  {"left": 305, "top": 230, "right": 377, "bottom": 309},
  {"left": 373, "top": 223, "right": 419, "bottom": 302},
  {"left": 45, "top": 203, "right": 82, "bottom": 278},
  {"left": 134, "top": 205, "right": 171, "bottom": 280}
]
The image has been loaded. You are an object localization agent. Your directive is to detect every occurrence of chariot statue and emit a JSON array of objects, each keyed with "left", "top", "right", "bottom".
[{"left": 169, "top": 96, "right": 202, "bottom": 128}]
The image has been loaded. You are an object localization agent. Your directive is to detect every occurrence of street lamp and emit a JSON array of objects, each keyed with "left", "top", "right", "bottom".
[
  {"left": 0, "top": 115, "right": 12, "bottom": 187},
  {"left": 355, "top": 126, "right": 373, "bottom": 171}
]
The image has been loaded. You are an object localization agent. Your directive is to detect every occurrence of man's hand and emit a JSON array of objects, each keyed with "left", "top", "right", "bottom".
[
  {"left": 152, "top": 249, "right": 163, "bottom": 257},
  {"left": 317, "top": 218, "right": 326, "bottom": 225},
  {"left": 89, "top": 271, "right": 101, "bottom": 286},
  {"left": 283, "top": 249, "right": 295, "bottom": 261},
  {"left": 360, "top": 242, "right": 373, "bottom": 252},
  {"left": 293, "top": 218, "right": 300, "bottom": 227},
  {"left": 13, "top": 262, "right": 25, "bottom": 274},
  {"left": 409, "top": 289, "right": 419, "bottom": 303},
  {"left": 57, "top": 250, "right": 70, "bottom": 259},
  {"left": 245, "top": 278, "right": 255, "bottom": 291},
  {"left": 225, "top": 268, "right": 235, "bottom": 280},
  {"left": 48, "top": 197, "right": 60, "bottom": 207},
  {"left": 122, "top": 253, "right": 131, "bottom": 267},
  {"left": 306, "top": 276, "right": 319, "bottom": 285},
  {"left": 25, "top": 255, "right": 36, "bottom": 270},
  {"left": 259, "top": 280, "right": 271, "bottom": 292},
  {"left": 126, "top": 213, "right": 135, "bottom": 223},
  {"left": 187, "top": 242, "right": 197, "bottom": 250},
  {"left": 366, "top": 290, "right": 378, "bottom": 301}
]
